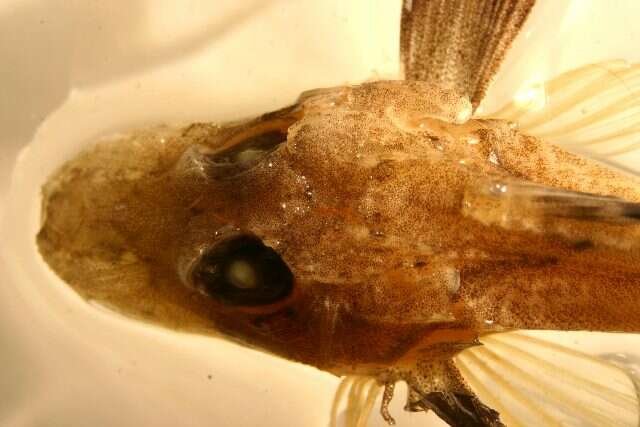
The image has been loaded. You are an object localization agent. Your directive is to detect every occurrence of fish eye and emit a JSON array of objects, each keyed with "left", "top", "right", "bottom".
[
  {"left": 190, "top": 235, "right": 293, "bottom": 306},
  {"left": 205, "top": 119, "right": 293, "bottom": 178},
  {"left": 211, "top": 128, "right": 287, "bottom": 166}
]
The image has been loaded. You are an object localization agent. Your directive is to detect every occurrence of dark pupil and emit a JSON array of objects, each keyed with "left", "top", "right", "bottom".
[{"left": 192, "top": 235, "right": 293, "bottom": 306}]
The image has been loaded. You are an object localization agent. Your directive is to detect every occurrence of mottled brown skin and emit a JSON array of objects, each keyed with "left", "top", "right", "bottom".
[{"left": 38, "top": 82, "right": 640, "bottom": 377}]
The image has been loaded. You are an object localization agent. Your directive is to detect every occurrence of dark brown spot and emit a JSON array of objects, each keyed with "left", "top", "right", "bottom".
[{"left": 572, "top": 240, "right": 594, "bottom": 251}]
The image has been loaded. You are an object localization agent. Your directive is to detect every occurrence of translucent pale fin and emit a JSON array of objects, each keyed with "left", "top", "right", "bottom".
[
  {"left": 487, "top": 61, "right": 640, "bottom": 174},
  {"left": 455, "top": 331, "right": 640, "bottom": 427},
  {"left": 331, "top": 376, "right": 382, "bottom": 427},
  {"left": 330, "top": 334, "right": 639, "bottom": 426}
]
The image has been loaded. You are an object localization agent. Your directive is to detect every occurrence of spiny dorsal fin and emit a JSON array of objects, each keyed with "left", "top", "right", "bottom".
[{"left": 400, "top": 0, "right": 536, "bottom": 109}]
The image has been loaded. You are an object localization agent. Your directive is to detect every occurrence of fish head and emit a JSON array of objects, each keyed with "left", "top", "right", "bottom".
[{"left": 39, "top": 80, "right": 492, "bottom": 370}]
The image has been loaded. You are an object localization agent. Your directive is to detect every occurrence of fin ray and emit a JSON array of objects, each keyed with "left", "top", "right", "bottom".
[
  {"left": 457, "top": 350, "right": 556, "bottom": 426},
  {"left": 487, "top": 61, "right": 640, "bottom": 169},
  {"left": 490, "top": 61, "right": 628, "bottom": 120},
  {"left": 401, "top": 0, "right": 536, "bottom": 109},
  {"left": 484, "top": 334, "right": 634, "bottom": 406},
  {"left": 455, "top": 331, "right": 640, "bottom": 427}
]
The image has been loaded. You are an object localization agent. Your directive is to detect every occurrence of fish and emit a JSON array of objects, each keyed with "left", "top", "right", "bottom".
[{"left": 36, "top": 1, "right": 640, "bottom": 426}]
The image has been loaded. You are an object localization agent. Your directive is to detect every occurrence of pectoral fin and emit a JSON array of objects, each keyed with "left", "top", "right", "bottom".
[
  {"left": 455, "top": 331, "right": 640, "bottom": 427},
  {"left": 400, "top": 0, "right": 536, "bottom": 109},
  {"left": 488, "top": 61, "right": 640, "bottom": 176}
]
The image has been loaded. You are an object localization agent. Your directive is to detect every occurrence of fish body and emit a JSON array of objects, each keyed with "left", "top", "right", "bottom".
[
  {"left": 38, "top": 80, "right": 640, "bottom": 371},
  {"left": 36, "top": 1, "right": 640, "bottom": 425}
]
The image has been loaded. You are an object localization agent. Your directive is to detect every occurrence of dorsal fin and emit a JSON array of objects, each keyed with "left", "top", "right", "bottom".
[{"left": 400, "top": 0, "right": 536, "bottom": 109}]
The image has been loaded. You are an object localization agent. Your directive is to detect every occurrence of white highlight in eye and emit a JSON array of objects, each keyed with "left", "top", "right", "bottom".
[
  {"left": 235, "top": 148, "right": 267, "bottom": 164},
  {"left": 226, "top": 259, "right": 257, "bottom": 289}
]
